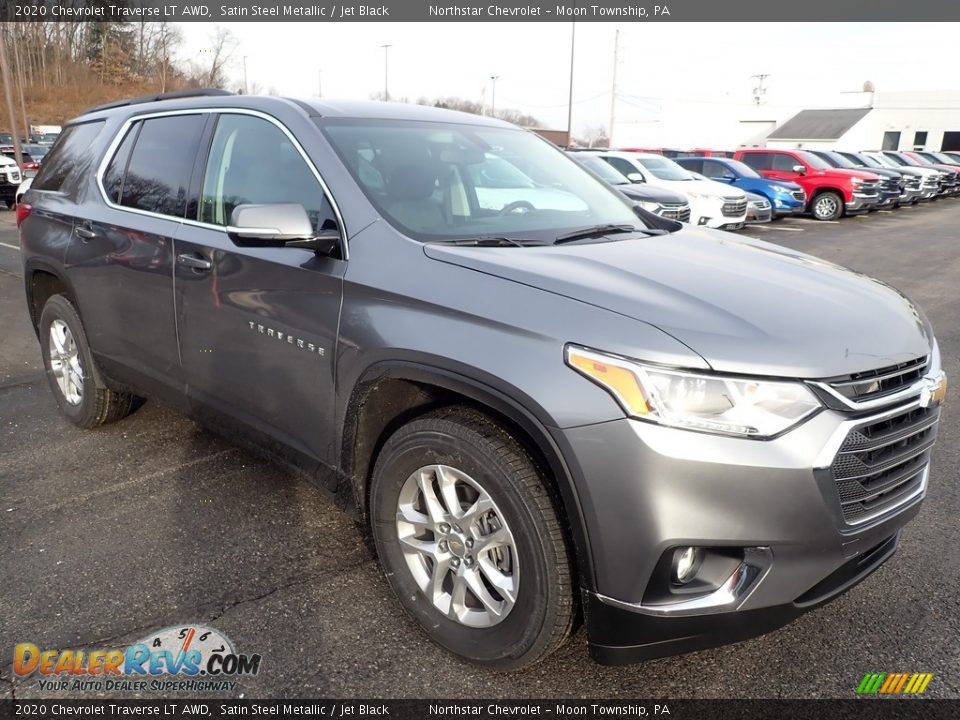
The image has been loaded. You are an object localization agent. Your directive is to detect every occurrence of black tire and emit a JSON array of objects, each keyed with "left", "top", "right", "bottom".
[
  {"left": 370, "top": 407, "right": 576, "bottom": 670},
  {"left": 39, "top": 294, "right": 141, "bottom": 428},
  {"left": 810, "top": 190, "right": 843, "bottom": 221}
]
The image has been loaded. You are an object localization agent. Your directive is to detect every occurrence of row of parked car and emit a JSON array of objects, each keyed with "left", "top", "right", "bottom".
[{"left": 567, "top": 147, "right": 960, "bottom": 228}]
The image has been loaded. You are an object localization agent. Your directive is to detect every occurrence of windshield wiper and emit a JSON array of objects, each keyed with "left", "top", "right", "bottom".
[
  {"left": 553, "top": 224, "right": 666, "bottom": 244},
  {"left": 429, "top": 236, "right": 545, "bottom": 247}
]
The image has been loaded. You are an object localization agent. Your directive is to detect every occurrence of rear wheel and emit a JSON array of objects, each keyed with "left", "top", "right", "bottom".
[
  {"left": 811, "top": 191, "right": 843, "bottom": 221},
  {"left": 39, "top": 294, "right": 141, "bottom": 428},
  {"left": 370, "top": 407, "right": 575, "bottom": 669}
]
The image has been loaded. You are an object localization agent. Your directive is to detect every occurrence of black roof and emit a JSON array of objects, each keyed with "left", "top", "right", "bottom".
[{"left": 768, "top": 108, "right": 872, "bottom": 140}]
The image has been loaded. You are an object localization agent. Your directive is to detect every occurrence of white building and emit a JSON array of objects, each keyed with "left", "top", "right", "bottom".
[
  {"left": 767, "top": 90, "right": 960, "bottom": 152},
  {"left": 611, "top": 89, "right": 960, "bottom": 152}
]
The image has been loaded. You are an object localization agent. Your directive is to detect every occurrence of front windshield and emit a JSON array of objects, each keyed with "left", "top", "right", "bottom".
[
  {"left": 931, "top": 152, "right": 956, "bottom": 164},
  {"left": 869, "top": 153, "right": 899, "bottom": 169},
  {"left": 723, "top": 159, "right": 761, "bottom": 178},
  {"left": 794, "top": 151, "right": 831, "bottom": 170},
  {"left": 822, "top": 151, "right": 856, "bottom": 169},
  {"left": 850, "top": 153, "right": 878, "bottom": 168},
  {"left": 888, "top": 152, "right": 919, "bottom": 166},
  {"left": 571, "top": 154, "right": 629, "bottom": 185},
  {"left": 321, "top": 119, "right": 643, "bottom": 241},
  {"left": 635, "top": 156, "right": 694, "bottom": 181}
]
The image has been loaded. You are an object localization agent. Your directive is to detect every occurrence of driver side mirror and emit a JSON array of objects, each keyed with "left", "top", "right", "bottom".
[
  {"left": 791, "top": 164, "right": 807, "bottom": 175},
  {"left": 227, "top": 203, "right": 339, "bottom": 255},
  {"left": 626, "top": 172, "right": 645, "bottom": 183}
]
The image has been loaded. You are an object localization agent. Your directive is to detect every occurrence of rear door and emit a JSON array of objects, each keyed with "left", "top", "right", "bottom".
[
  {"left": 173, "top": 111, "right": 346, "bottom": 466},
  {"left": 65, "top": 113, "right": 207, "bottom": 395}
]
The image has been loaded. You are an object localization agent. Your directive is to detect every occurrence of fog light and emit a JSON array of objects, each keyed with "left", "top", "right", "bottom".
[
  {"left": 697, "top": 217, "right": 709, "bottom": 225},
  {"left": 673, "top": 546, "right": 702, "bottom": 585}
]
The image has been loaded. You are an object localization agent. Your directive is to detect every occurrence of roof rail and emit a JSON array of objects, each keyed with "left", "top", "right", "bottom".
[{"left": 82, "top": 88, "right": 234, "bottom": 116}]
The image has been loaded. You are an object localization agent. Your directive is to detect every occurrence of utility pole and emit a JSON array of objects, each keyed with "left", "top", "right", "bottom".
[
  {"left": 751, "top": 73, "right": 770, "bottom": 106},
  {"left": 242, "top": 56, "right": 248, "bottom": 94},
  {"left": 566, "top": 22, "right": 576, "bottom": 147},
  {"left": 0, "top": 28, "right": 23, "bottom": 169},
  {"left": 490, "top": 75, "right": 499, "bottom": 117},
  {"left": 380, "top": 44, "right": 392, "bottom": 101},
  {"left": 608, "top": 29, "right": 619, "bottom": 148}
]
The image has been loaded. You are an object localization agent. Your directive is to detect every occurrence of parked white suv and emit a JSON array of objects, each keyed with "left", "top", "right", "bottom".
[
  {"left": 1, "top": 155, "right": 22, "bottom": 209},
  {"left": 589, "top": 150, "right": 747, "bottom": 230}
]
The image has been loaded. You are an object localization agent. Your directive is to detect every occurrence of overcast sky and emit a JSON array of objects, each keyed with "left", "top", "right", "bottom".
[{"left": 177, "top": 22, "right": 958, "bottom": 132}]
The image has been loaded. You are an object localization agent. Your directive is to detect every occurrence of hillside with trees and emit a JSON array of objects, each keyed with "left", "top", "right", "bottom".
[{"left": 0, "top": 21, "right": 235, "bottom": 132}]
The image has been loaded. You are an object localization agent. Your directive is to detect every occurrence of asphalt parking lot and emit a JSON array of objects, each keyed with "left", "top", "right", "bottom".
[{"left": 1, "top": 203, "right": 958, "bottom": 700}]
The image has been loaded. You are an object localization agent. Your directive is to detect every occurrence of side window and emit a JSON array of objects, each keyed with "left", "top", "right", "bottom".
[
  {"left": 772, "top": 154, "right": 799, "bottom": 172},
  {"left": 740, "top": 153, "right": 772, "bottom": 171},
  {"left": 199, "top": 114, "right": 338, "bottom": 236},
  {"left": 683, "top": 159, "right": 705, "bottom": 175},
  {"left": 32, "top": 121, "right": 106, "bottom": 193},
  {"left": 604, "top": 156, "right": 639, "bottom": 179},
  {"left": 102, "top": 122, "right": 140, "bottom": 204},
  {"left": 118, "top": 114, "right": 205, "bottom": 217},
  {"left": 704, "top": 160, "right": 729, "bottom": 178}
]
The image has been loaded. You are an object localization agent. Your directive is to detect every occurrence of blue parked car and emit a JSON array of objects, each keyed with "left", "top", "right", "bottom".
[{"left": 676, "top": 156, "right": 806, "bottom": 216}]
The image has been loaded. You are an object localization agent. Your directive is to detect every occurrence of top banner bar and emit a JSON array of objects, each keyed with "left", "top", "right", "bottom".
[{"left": 4, "top": 0, "right": 960, "bottom": 22}]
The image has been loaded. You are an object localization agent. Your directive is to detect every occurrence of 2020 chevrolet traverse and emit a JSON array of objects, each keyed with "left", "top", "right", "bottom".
[{"left": 18, "top": 90, "right": 946, "bottom": 668}]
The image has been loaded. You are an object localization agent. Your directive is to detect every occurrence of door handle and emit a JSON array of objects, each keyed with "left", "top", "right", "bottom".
[
  {"left": 177, "top": 253, "right": 212, "bottom": 271},
  {"left": 74, "top": 226, "right": 97, "bottom": 241}
]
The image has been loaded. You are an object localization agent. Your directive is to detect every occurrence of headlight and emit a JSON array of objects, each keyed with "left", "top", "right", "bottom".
[
  {"left": 685, "top": 191, "right": 723, "bottom": 201},
  {"left": 770, "top": 185, "right": 793, "bottom": 193},
  {"left": 638, "top": 200, "right": 662, "bottom": 213},
  {"left": 566, "top": 346, "right": 822, "bottom": 438},
  {"left": 850, "top": 177, "right": 864, "bottom": 186}
]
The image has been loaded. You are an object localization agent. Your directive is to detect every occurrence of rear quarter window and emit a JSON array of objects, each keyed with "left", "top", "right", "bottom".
[{"left": 32, "top": 121, "right": 106, "bottom": 193}]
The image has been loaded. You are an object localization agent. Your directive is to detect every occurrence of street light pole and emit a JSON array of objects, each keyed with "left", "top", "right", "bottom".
[
  {"left": 566, "top": 22, "right": 576, "bottom": 147},
  {"left": 490, "top": 75, "right": 499, "bottom": 117},
  {"left": 380, "top": 44, "right": 392, "bottom": 101},
  {"left": 242, "top": 55, "right": 248, "bottom": 94}
]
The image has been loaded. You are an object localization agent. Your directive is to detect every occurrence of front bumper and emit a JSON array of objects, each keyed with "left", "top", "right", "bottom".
[
  {"left": 585, "top": 530, "right": 903, "bottom": 664},
  {"left": 846, "top": 193, "right": 880, "bottom": 213},
  {"left": 554, "top": 385, "right": 941, "bottom": 664}
]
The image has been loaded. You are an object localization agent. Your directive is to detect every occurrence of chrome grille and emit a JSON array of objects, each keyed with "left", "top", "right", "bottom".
[
  {"left": 721, "top": 197, "right": 747, "bottom": 217},
  {"left": 831, "top": 404, "right": 939, "bottom": 524},
  {"left": 904, "top": 177, "right": 921, "bottom": 189},
  {"left": 922, "top": 176, "right": 940, "bottom": 187},
  {"left": 824, "top": 357, "right": 928, "bottom": 403},
  {"left": 750, "top": 198, "right": 771, "bottom": 210},
  {"left": 857, "top": 180, "right": 880, "bottom": 196},
  {"left": 791, "top": 190, "right": 806, "bottom": 202},
  {"left": 880, "top": 178, "right": 900, "bottom": 192},
  {"left": 658, "top": 202, "right": 692, "bottom": 223}
]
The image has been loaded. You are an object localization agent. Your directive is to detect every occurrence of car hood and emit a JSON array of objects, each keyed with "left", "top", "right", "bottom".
[
  {"left": 813, "top": 167, "right": 879, "bottom": 181},
  {"left": 618, "top": 184, "right": 687, "bottom": 204},
  {"left": 423, "top": 227, "right": 932, "bottom": 378},
  {"left": 658, "top": 178, "right": 745, "bottom": 197}
]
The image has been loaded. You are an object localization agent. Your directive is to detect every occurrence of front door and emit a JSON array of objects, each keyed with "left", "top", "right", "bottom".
[{"left": 174, "top": 112, "right": 346, "bottom": 466}]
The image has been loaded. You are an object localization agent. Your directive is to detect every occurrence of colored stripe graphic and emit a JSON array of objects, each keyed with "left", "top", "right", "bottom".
[{"left": 858, "top": 672, "right": 933, "bottom": 695}]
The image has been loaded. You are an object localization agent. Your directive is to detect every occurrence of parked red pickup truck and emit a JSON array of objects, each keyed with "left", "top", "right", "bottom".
[{"left": 734, "top": 148, "right": 882, "bottom": 220}]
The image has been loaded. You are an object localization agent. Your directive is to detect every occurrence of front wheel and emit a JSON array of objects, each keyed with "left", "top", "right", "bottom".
[
  {"left": 370, "top": 407, "right": 576, "bottom": 669},
  {"left": 811, "top": 191, "right": 843, "bottom": 221}
]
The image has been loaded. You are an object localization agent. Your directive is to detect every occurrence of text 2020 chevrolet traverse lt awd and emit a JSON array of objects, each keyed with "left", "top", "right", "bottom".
[{"left": 18, "top": 91, "right": 947, "bottom": 669}]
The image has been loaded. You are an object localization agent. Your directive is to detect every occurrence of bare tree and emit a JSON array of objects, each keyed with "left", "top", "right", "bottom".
[{"left": 204, "top": 26, "right": 237, "bottom": 88}]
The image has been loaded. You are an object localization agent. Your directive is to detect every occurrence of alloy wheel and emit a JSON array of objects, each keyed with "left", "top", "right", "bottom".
[
  {"left": 396, "top": 464, "right": 519, "bottom": 628},
  {"left": 49, "top": 319, "right": 84, "bottom": 406}
]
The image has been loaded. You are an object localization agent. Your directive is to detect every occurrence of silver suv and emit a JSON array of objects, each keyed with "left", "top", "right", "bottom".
[{"left": 18, "top": 90, "right": 946, "bottom": 668}]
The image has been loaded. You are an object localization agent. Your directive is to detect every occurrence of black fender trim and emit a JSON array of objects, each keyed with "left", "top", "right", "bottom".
[{"left": 342, "top": 359, "right": 597, "bottom": 592}]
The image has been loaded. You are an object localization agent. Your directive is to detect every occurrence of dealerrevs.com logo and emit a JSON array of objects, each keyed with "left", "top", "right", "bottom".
[
  {"left": 13, "top": 625, "right": 261, "bottom": 693},
  {"left": 857, "top": 673, "right": 934, "bottom": 696}
]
